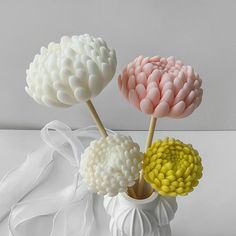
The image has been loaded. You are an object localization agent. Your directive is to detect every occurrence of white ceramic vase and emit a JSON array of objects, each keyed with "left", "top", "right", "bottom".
[{"left": 104, "top": 192, "right": 177, "bottom": 236}]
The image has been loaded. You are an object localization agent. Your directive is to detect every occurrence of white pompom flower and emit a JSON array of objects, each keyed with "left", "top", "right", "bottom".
[
  {"left": 25, "top": 34, "right": 117, "bottom": 107},
  {"left": 80, "top": 134, "right": 143, "bottom": 196}
]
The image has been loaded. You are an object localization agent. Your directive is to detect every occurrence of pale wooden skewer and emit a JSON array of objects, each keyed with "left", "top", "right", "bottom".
[
  {"left": 128, "top": 187, "right": 138, "bottom": 199},
  {"left": 86, "top": 100, "right": 108, "bottom": 138},
  {"left": 137, "top": 116, "right": 157, "bottom": 198},
  {"left": 86, "top": 100, "right": 137, "bottom": 199}
]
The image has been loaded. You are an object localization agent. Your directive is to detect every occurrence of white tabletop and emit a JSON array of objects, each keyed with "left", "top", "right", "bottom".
[{"left": 0, "top": 130, "right": 235, "bottom": 236}]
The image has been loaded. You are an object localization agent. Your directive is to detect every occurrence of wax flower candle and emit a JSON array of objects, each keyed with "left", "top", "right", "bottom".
[
  {"left": 143, "top": 138, "right": 203, "bottom": 196},
  {"left": 25, "top": 34, "right": 117, "bottom": 107},
  {"left": 118, "top": 55, "right": 203, "bottom": 118},
  {"left": 25, "top": 33, "right": 117, "bottom": 138},
  {"left": 80, "top": 134, "right": 143, "bottom": 196}
]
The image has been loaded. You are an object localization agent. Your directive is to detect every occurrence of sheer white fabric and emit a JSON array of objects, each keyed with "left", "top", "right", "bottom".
[{"left": 0, "top": 120, "right": 115, "bottom": 236}]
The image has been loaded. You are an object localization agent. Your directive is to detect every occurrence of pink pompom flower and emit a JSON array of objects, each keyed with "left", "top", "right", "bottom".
[{"left": 118, "top": 56, "right": 203, "bottom": 118}]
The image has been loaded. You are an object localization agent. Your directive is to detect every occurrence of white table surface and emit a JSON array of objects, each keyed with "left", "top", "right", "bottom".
[{"left": 0, "top": 130, "right": 235, "bottom": 236}]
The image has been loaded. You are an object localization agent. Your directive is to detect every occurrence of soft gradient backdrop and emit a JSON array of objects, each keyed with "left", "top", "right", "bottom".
[{"left": 0, "top": 0, "right": 235, "bottom": 130}]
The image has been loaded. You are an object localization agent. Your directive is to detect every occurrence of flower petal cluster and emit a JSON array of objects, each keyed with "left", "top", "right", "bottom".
[
  {"left": 118, "top": 56, "right": 203, "bottom": 118},
  {"left": 25, "top": 34, "right": 117, "bottom": 107},
  {"left": 80, "top": 134, "right": 143, "bottom": 196},
  {"left": 143, "top": 138, "right": 203, "bottom": 196}
]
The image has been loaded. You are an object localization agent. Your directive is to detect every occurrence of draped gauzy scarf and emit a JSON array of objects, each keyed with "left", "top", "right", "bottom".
[{"left": 0, "top": 120, "right": 114, "bottom": 236}]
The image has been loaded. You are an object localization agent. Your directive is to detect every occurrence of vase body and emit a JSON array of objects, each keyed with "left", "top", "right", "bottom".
[{"left": 104, "top": 192, "right": 177, "bottom": 236}]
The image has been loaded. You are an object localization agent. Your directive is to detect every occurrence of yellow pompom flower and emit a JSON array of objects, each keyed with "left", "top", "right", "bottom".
[{"left": 143, "top": 138, "right": 203, "bottom": 197}]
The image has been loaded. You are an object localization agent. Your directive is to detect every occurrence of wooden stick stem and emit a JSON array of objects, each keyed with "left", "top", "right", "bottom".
[
  {"left": 86, "top": 100, "right": 108, "bottom": 138},
  {"left": 128, "top": 187, "right": 138, "bottom": 199},
  {"left": 137, "top": 116, "right": 157, "bottom": 198}
]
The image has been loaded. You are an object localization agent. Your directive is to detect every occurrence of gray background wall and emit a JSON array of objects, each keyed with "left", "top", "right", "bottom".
[{"left": 0, "top": 0, "right": 235, "bottom": 130}]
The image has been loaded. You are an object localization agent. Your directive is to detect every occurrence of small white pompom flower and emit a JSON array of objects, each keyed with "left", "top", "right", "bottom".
[
  {"left": 25, "top": 34, "right": 117, "bottom": 107},
  {"left": 80, "top": 134, "right": 143, "bottom": 196}
]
